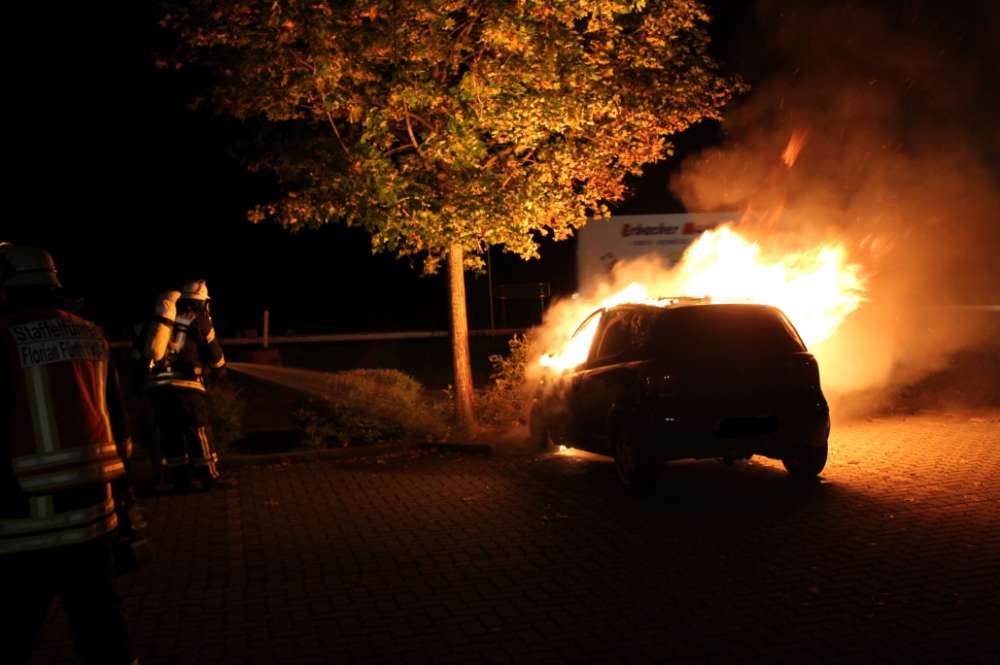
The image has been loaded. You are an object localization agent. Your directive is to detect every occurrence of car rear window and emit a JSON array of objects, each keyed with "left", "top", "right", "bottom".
[{"left": 651, "top": 305, "right": 806, "bottom": 357}]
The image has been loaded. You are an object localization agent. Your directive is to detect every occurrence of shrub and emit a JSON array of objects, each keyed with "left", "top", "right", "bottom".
[
  {"left": 208, "top": 378, "right": 245, "bottom": 453},
  {"left": 291, "top": 369, "right": 448, "bottom": 447},
  {"left": 477, "top": 334, "right": 534, "bottom": 427},
  {"left": 293, "top": 399, "right": 405, "bottom": 448}
]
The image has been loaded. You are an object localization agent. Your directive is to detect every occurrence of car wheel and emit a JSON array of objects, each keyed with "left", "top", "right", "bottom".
[
  {"left": 613, "top": 430, "right": 656, "bottom": 492},
  {"left": 782, "top": 439, "right": 828, "bottom": 479}
]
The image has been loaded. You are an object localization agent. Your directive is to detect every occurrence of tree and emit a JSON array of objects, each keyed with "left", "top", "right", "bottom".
[{"left": 163, "top": 0, "right": 741, "bottom": 435}]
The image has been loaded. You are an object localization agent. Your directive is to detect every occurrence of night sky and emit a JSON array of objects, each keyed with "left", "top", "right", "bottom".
[{"left": 9, "top": 1, "right": 989, "bottom": 339}]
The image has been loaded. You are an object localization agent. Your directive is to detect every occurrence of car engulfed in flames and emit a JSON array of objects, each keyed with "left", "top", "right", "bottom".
[{"left": 528, "top": 224, "right": 867, "bottom": 490}]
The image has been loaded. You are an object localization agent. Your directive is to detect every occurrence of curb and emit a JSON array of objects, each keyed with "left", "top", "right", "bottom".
[
  {"left": 220, "top": 441, "right": 415, "bottom": 467},
  {"left": 417, "top": 441, "right": 494, "bottom": 456}
]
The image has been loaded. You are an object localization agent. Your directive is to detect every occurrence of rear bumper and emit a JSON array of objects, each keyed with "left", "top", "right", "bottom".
[{"left": 641, "top": 403, "right": 830, "bottom": 461}]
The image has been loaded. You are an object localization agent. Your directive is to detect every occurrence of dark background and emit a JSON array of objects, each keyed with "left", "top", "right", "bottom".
[{"left": 7, "top": 1, "right": 989, "bottom": 340}]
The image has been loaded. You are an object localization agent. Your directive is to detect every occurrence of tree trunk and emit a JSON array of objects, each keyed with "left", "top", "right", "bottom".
[{"left": 447, "top": 243, "right": 477, "bottom": 437}]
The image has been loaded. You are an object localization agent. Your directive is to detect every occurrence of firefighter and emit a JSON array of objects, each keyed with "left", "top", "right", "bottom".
[
  {"left": 144, "top": 279, "right": 229, "bottom": 490},
  {"left": 130, "top": 289, "right": 181, "bottom": 484},
  {"left": 1, "top": 244, "right": 141, "bottom": 665}
]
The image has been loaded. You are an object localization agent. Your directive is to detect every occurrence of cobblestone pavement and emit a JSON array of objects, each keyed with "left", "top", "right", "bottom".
[{"left": 33, "top": 411, "right": 1000, "bottom": 664}]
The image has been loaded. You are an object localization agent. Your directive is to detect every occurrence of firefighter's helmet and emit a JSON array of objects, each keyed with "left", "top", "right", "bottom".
[
  {"left": 180, "top": 280, "right": 210, "bottom": 301},
  {"left": 0, "top": 245, "right": 63, "bottom": 289}
]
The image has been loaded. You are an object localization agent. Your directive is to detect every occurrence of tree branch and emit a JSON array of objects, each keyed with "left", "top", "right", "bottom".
[
  {"left": 403, "top": 101, "right": 426, "bottom": 161},
  {"left": 324, "top": 110, "right": 351, "bottom": 159},
  {"left": 406, "top": 109, "right": 435, "bottom": 131},
  {"left": 499, "top": 147, "right": 537, "bottom": 189},
  {"left": 384, "top": 144, "right": 417, "bottom": 157}
]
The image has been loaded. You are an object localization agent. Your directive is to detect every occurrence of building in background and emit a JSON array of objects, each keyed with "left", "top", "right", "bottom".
[{"left": 576, "top": 213, "right": 737, "bottom": 292}]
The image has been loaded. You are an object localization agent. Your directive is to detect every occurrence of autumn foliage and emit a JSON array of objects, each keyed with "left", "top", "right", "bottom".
[{"left": 163, "top": 0, "right": 740, "bottom": 271}]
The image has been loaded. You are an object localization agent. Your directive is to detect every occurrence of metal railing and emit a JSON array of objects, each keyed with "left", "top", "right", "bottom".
[{"left": 110, "top": 327, "right": 525, "bottom": 350}]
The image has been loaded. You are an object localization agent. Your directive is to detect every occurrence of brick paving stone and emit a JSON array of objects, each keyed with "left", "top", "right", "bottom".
[{"left": 26, "top": 411, "right": 1000, "bottom": 664}]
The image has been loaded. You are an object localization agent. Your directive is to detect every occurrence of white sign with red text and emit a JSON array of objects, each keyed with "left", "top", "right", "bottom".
[{"left": 576, "top": 213, "right": 738, "bottom": 291}]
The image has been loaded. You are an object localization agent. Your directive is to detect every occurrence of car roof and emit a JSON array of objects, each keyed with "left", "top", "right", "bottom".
[
  {"left": 604, "top": 301, "right": 783, "bottom": 315},
  {"left": 602, "top": 301, "right": 805, "bottom": 349}
]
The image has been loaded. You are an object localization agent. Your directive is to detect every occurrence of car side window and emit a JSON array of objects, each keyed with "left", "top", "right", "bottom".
[
  {"left": 571, "top": 310, "right": 604, "bottom": 342},
  {"left": 593, "top": 313, "right": 630, "bottom": 362},
  {"left": 628, "top": 311, "right": 655, "bottom": 352}
]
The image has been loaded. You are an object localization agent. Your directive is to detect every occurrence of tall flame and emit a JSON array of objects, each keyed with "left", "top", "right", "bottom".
[{"left": 540, "top": 224, "right": 867, "bottom": 372}]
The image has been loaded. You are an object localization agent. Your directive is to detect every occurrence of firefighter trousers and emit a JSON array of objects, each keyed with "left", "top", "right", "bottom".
[
  {"left": 149, "top": 387, "right": 220, "bottom": 485},
  {"left": 4, "top": 532, "right": 135, "bottom": 665}
]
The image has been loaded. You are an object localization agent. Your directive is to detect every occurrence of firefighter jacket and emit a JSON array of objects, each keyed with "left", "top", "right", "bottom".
[
  {"left": 143, "top": 302, "right": 225, "bottom": 393},
  {"left": 1, "top": 305, "right": 133, "bottom": 555}
]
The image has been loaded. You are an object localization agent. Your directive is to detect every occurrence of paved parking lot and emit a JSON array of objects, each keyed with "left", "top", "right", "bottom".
[{"left": 33, "top": 411, "right": 1000, "bottom": 664}]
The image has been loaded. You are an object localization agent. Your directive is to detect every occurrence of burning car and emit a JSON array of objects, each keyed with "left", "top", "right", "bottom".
[{"left": 529, "top": 299, "right": 830, "bottom": 489}]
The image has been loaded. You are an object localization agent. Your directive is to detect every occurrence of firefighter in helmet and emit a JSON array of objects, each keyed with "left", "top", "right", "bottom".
[
  {"left": 1, "top": 244, "right": 143, "bottom": 665},
  {"left": 143, "top": 279, "right": 229, "bottom": 490}
]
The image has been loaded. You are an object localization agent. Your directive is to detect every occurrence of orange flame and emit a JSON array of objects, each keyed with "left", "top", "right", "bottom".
[
  {"left": 539, "top": 224, "right": 867, "bottom": 372},
  {"left": 782, "top": 129, "right": 810, "bottom": 168}
]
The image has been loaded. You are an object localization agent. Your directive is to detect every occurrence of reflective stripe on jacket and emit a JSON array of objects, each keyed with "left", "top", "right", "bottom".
[
  {"left": 0, "top": 483, "right": 118, "bottom": 554},
  {"left": 144, "top": 373, "right": 207, "bottom": 393}
]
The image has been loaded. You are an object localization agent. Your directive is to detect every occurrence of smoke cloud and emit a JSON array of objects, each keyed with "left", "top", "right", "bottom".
[{"left": 671, "top": 0, "right": 1000, "bottom": 409}]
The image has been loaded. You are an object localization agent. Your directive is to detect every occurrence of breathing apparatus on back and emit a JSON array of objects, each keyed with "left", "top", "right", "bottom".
[
  {"left": 141, "top": 280, "right": 211, "bottom": 367},
  {"left": 140, "top": 290, "right": 181, "bottom": 369}
]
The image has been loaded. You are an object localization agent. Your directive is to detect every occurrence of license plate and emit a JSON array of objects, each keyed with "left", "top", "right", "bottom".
[{"left": 717, "top": 416, "right": 779, "bottom": 437}]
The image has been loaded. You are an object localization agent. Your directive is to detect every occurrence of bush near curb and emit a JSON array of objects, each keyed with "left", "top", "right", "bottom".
[
  {"left": 291, "top": 369, "right": 450, "bottom": 448},
  {"left": 477, "top": 334, "right": 535, "bottom": 428},
  {"left": 208, "top": 378, "right": 246, "bottom": 453}
]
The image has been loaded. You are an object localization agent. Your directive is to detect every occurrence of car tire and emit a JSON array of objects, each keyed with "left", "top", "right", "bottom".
[
  {"left": 613, "top": 429, "right": 656, "bottom": 492},
  {"left": 782, "top": 439, "right": 828, "bottom": 479}
]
